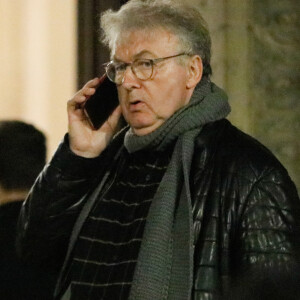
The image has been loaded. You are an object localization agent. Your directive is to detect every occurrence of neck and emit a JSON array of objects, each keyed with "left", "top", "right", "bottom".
[{"left": 0, "top": 187, "right": 28, "bottom": 205}]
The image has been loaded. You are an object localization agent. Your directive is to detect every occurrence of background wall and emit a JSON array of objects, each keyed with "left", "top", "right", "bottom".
[
  {"left": 0, "top": 0, "right": 299, "bottom": 190},
  {"left": 0, "top": 0, "right": 77, "bottom": 157},
  {"left": 189, "top": 0, "right": 300, "bottom": 190}
]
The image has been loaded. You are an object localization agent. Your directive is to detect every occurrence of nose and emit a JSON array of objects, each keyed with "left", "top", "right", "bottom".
[{"left": 121, "top": 66, "right": 141, "bottom": 90}]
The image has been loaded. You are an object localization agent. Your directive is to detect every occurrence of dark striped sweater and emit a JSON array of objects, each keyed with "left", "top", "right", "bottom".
[{"left": 69, "top": 146, "right": 173, "bottom": 299}]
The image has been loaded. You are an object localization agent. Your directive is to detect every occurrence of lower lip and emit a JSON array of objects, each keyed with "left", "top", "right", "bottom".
[{"left": 129, "top": 102, "right": 145, "bottom": 112}]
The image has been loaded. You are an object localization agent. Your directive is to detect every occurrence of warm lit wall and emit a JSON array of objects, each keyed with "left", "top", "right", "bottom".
[{"left": 0, "top": 0, "right": 77, "bottom": 158}]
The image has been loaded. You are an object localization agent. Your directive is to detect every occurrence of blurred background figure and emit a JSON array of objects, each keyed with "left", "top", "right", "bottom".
[{"left": 0, "top": 120, "right": 53, "bottom": 299}]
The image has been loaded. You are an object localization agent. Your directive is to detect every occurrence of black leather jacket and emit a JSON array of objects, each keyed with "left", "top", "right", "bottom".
[{"left": 17, "top": 119, "right": 300, "bottom": 300}]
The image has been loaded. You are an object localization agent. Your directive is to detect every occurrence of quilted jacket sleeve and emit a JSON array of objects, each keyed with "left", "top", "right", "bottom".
[
  {"left": 223, "top": 121, "right": 300, "bottom": 299},
  {"left": 238, "top": 167, "right": 299, "bottom": 267},
  {"left": 16, "top": 135, "right": 107, "bottom": 271},
  {"left": 229, "top": 164, "right": 300, "bottom": 299},
  {"left": 191, "top": 120, "right": 300, "bottom": 300}
]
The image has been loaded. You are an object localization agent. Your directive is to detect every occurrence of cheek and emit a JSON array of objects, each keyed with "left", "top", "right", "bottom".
[{"left": 155, "top": 86, "right": 187, "bottom": 117}]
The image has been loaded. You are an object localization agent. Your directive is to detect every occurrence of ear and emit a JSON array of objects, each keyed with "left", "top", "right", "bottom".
[{"left": 186, "top": 55, "right": 203, "bottom": 89}]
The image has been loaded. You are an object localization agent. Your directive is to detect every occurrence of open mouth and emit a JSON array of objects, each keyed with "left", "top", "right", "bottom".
[
  {"left": 130, "top": 99, "right": 144, "bottom": 106},
  {"left": 129, "top": 100, "right": 144, "bottom": 111}
]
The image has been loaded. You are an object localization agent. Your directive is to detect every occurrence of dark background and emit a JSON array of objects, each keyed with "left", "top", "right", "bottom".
[{"left": 77, "top": 0, "right": 128, "bottom": 88}]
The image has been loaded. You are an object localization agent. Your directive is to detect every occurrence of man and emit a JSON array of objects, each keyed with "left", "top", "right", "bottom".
[
  {"left": 17, "top": 1, "right": 300, "bottom": 299},
  {"left": 0, "top": 120, "right": 55, "bottom": 299}
]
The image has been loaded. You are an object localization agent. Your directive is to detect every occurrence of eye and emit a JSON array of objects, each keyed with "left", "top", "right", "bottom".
[
  {"left": 136, "top": 60, "right": 152, "bottom": 69},
  {"left": 114, "top": 63, "right": 127, "bottom": 72}
]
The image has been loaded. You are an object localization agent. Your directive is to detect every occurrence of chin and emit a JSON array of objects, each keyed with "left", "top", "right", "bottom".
[
  {"left": 131, "top": 126, "right": 152, "bottom": 136},
  {"left": 131, "top": 123, "right": 163, "bottom": 136},
  {"left": 127, "top": 115, "right": 164, "bottom": 135}
]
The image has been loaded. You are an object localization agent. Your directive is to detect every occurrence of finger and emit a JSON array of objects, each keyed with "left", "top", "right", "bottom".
[
  {"left": 83, "top": 87, "right": 99, "bottom": 97},
  {"left": 68, "top": 86, "right": 97, "bottom": 110},
  {"left": 83, "top": 77, "right": 101, "bottom": 89},
  {"left": 67, "top": 95, "right": 86, "bottom": 110},
  {"left": 67, "top": 77, "right": 104, "bottom": 116},
  {"left": 79, "top": 75, "right": 109, "bottom": 100}
]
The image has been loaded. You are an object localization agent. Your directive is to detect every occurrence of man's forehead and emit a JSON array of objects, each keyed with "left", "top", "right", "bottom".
[{"left": 112, "top": 29, "right": 180, "bottom": 60}]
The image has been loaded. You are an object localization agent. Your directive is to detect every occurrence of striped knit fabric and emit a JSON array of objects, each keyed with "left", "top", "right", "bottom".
[{"left": 68, "top": 146, "right": 173, "bottom": 299}]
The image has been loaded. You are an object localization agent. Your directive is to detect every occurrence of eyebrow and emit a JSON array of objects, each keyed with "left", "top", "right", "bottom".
[{"left": 113, "top": 50, "right": 157, "bottom": 62}]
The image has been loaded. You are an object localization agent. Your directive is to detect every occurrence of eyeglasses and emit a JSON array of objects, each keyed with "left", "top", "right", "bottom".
[{"left": 104, "top": 53, "right": 189, "bottom": 85}]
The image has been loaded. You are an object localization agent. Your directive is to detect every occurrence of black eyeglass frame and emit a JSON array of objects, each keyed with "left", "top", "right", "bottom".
[{"left": 104, "top": 52, "right": 190, "bottom": 84}]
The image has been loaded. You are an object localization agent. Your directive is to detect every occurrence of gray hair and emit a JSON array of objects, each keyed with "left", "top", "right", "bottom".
[{"left": 100, "top": 0, "right": 212, "bottom": 77}]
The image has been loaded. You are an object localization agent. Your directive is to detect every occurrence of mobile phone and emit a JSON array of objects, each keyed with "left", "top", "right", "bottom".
[{"left": 84, "top": 74, "right": 119, "bottom": 130}]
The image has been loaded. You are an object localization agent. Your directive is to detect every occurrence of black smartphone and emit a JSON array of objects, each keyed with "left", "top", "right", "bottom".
[{"left": 84, "top": 74, "right": 119, "bottom": 130}]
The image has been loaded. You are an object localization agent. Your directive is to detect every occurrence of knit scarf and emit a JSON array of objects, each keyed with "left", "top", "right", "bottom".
[{"left": 124, "top": 78, "right": 231, "bottom": 300}]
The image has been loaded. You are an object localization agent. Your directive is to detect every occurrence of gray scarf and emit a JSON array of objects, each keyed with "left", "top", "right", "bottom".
[{"left": 125, "top": 79, "right": 231, "bottom": 300}]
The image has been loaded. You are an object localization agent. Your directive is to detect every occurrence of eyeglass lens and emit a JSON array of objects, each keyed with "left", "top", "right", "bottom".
[{"left": 106, "top": 60, "right": 153, "bottom": 84}]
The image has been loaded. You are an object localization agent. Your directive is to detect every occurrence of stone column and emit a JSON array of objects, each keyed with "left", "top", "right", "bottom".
[
  {"left": 249, "top": 0, "right": 300, "bottom": 190},
  {"left": 188, "top": 0, "right": 299, "bottom": 190}
]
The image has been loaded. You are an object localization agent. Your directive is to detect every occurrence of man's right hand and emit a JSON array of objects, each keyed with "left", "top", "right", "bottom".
[{"left": 67, "top": 77, "right": 122, "bottom": 158}]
